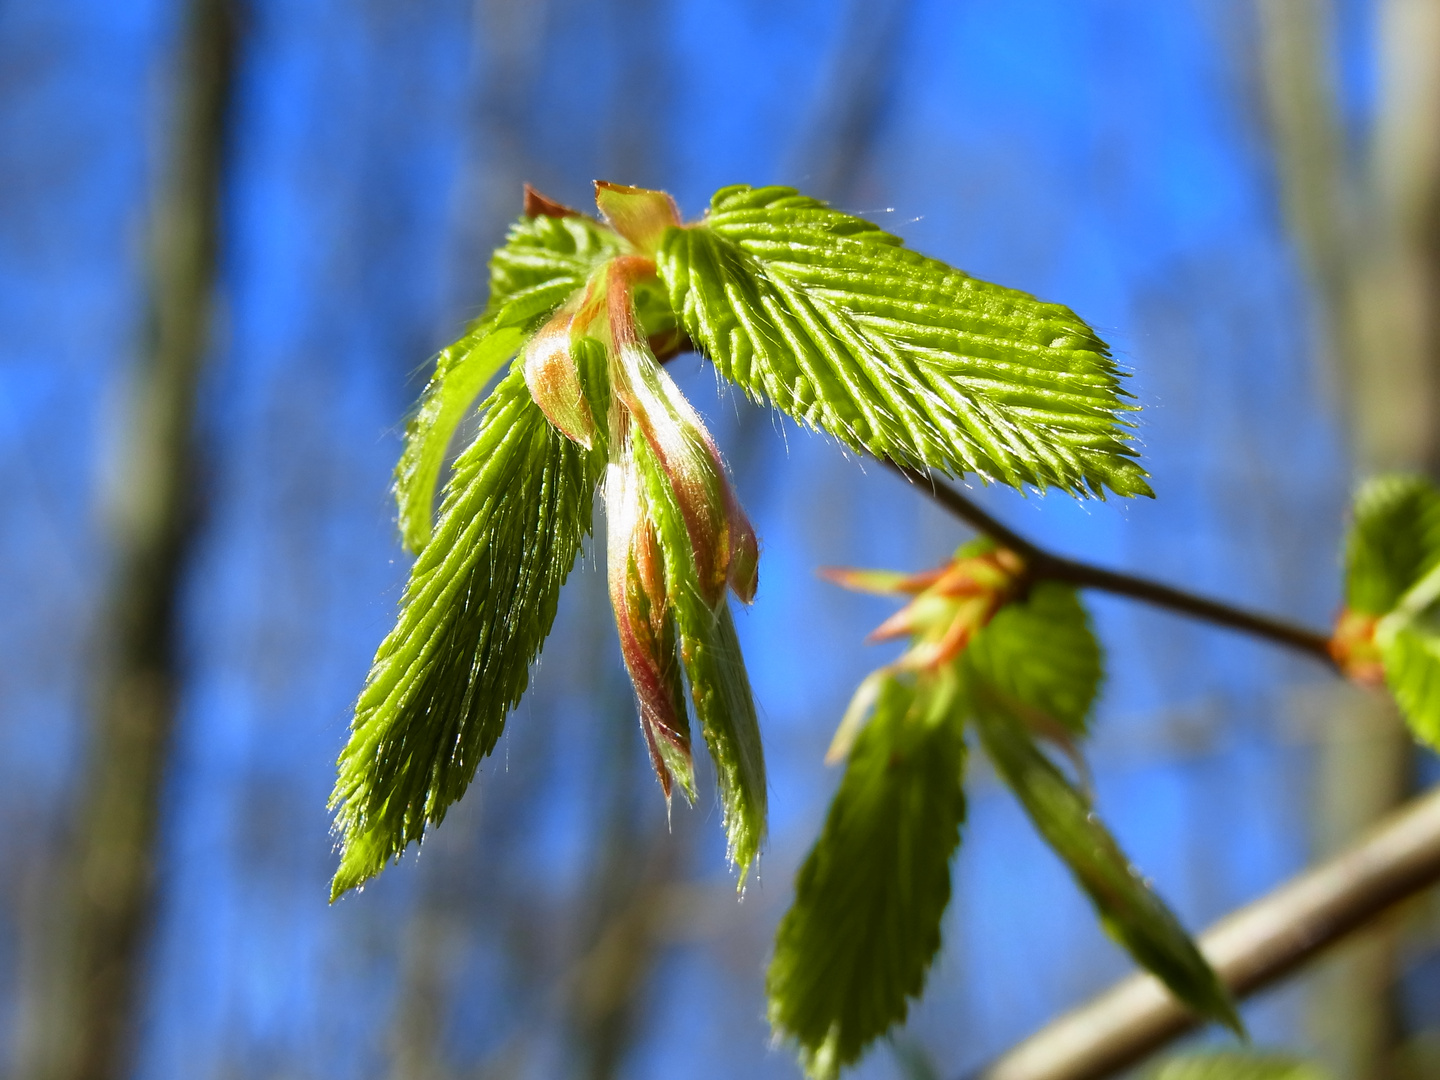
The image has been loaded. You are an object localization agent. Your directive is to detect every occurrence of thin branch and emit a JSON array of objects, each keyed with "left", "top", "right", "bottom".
[
  {"left": 967, "top": 781, "right": 1440, "bottom": 1080},
  {"left": 886, "top": 463, "right": 1338, "bottom": 668}
]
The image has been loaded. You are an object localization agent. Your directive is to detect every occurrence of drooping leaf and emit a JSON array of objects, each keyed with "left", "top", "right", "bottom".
[
  {"left": 1148, "top": 1052, "right": 1329, "bottom": 1080},
  {"left": 657, "top": 185, "right": 1150, "bottom": 499},
  {"left": 395, "top": 211, "right": 623, "bottom": 552},
  {"left": 605, "top": 432, "right": 695, "bottom": 802},
  {"left": 968, "top": 673, "right": 1240, "bottom": 1034},
  {"left": 331, "top": 366, "right": 603, "bottom": 897},
  {"left": 1344, "top": 473, "right": 1440, "bottom": 616},
  {"left": 768, "top": 672, "right": 966, "bottom": 1080},
  {"left": 634, "top": 429, "right": 766, "bottom": 879},
  {"left": 965, "top": 582, "right": 1102, "bottom": 737}
]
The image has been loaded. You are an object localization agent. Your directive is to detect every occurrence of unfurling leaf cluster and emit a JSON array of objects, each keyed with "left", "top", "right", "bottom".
[
  {"left": 1336, "top": 473, "right": 1440, "bottom": 747},
  {"left": 329, "top": 180, "right": 1156, "bottom": 1078},
  {"left": 768, "top": 549, "right": 1238, "bottom": 1078},
  {"left": 331, "top": 180, "right": 1146, "bottom": 902}
]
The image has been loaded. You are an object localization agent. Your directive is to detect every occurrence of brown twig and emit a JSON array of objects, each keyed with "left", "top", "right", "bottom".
[
  {"left": 885, "top": 463, "right": 1338, "bottom": 668},
  {"left": 967, "top": 782, "right": 1440, "bottom": 1080}
]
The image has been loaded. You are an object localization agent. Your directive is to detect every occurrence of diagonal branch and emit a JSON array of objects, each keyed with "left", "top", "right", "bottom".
[
  {"left": 966, "top": 781, "right": 1440, "bottom": 1080},
  {"left": 886, "top": 463, "right": 1338, "bottom": 668}
]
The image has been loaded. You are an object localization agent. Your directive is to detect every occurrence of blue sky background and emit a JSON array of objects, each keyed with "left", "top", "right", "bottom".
[{"left": 2, "top": 1, "right": 1426, "bottom": 1077}]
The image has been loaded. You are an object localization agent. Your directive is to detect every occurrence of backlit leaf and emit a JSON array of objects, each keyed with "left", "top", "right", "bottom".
[
  {"left": 331, "top": 366, "right": 603, "bottom": 897},
  {"left": 658, "top": 185, "right": 1149, "bottom": 499},
  {"left": 768, "top": 672, "right": 966, "bottom": 1080},
  {"left": 1344, "top": 473, "right": 1440, "bottom": 615},
  {"left": 968, "top": 672, "right": 1240, "bottom": 1034},
  {"left": 395, "top": 211, "right": 622, "bottom": 552},
  {"left": 634, "top": 430, "right": 766, "bottom": 878},
  {"left": 965, "top": 582, "right": 1102, "bottom": 736}
]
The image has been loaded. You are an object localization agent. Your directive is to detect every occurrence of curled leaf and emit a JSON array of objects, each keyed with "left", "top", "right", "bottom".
[
  {"left": 522, "top": 301, "right": 599, "bottom": 448},
  {"left": 634, "top": 430, "right": 767, "bottom": 880},
  {"left": 605, "top": 429, "right": 695, "bottom": 801},
  {"left": 594, "top": 180, "right": 681, "bottom": 255}
]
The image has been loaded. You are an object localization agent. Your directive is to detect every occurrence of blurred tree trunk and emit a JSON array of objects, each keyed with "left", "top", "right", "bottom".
[
  {"left": 21, "top": 1, "right": 233, "bottom": 1077},
  {"left": 1258, "top": 1, "right": 1440, "bottom": 1076}
]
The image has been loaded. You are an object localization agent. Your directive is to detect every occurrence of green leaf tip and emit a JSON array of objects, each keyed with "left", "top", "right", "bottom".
[
  {"left": 967, "top": 671, "right": 1241, "bottom": 1036},
  {"left": 962, "top": 586, "right": 1237, "bottom": 1035},
  {"left": 633, "top": 430, "right": 767, "bottom": 880},
  {"left": 767, "top": 673, "right": 965, "bottom": 1079},
  {"left": 657, "top": 184, "right": 1150, "bottom": 500},
  {"left": 331, "top": 367, "right": 604, "bottom": 897}
]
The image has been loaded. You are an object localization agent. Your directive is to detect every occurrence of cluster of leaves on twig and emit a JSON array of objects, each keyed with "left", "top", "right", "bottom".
[
  {"left": 1334, "top": 473, "right": 1440, "bottom": 749},
  {"left": 333, "top": 179, "right": 1344, "bottom": 1077}
]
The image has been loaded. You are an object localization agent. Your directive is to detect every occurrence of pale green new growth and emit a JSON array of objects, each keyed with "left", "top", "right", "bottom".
[
  {"left": 394, "top": 212, "right": 622, "bottom": 552},
  {"left": 341, "top": 181, "right": 1169, "bottom": 1074},
  {"left": 768, "top": 673, "right": 966, "bottom": 1080},
  {"left": 1345, "top": 474, "right": 1440, "bottom": 615},
  {"left": 394, "top": 321, "right": 529, "bottom": 552},
  {"left": 968, "top": 676, "right": 1240, "bottom": 1035},
  {"left": 634, "top": 432, "right": 767, "bottom": 877},
  {"left": 658, "top": 185, "right": 1150, "bottom": 499},
  {"left": 331, "top": 367, "right": 602, "bottom": 897},
  {"left": 1342, "top": 474, "right": 1440, "bottom": 747},
  {"left": 1148, "top": 1052, "right": 1329, "bottom": 1080},
  {"left": 966, "top": 582, "right": 1102, "bottom": 736},
  {"left": 965, "top": 588, "right": 1238, "bottom": 1033}
]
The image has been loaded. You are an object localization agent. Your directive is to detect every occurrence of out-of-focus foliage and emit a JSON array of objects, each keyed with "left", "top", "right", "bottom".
[
  {"left": 771, "top": 553, "right": 1237, "bottom": 1076},
  {"left": 1337, "top": 474, "right": 1440, "bottom": 747}
]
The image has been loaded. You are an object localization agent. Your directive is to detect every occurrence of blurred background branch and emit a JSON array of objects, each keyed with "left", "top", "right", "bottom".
[{"left": 19, "top": 1, "right": 234, "bottom": 1078}]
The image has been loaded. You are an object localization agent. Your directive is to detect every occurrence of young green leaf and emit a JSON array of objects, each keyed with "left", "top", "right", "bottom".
[
  {"left": 1147, "top": 1052, "right": 1329, "bottom": 1080},
  {"left": 968, "top": 676, "right": 1240, "bottom": 1034},
  {"left": 605, "top": 434, "right": 696, "bottom": 802},
  {"left": 633, "top": 430, "right": 767, "bottom": 877},
  {"left": 1344, "top": 473, "right": 1440, "bottom": 615},
  {"left": 1376, "top": 564, "right": 1440, "bottom": 748},
  {"left": 657, "top": 185, "right": 1149, "bottom": 499},
  {"left": 1338, "top": 475, "right": 1440, "bottom": 745},
  {"left": 487, "top": 210, "right": 624, "bottom": 318},
  {"left": 768, "top": 673, "right": 966, "bottom": 1080},
  {"left": 395, "top": 211, "right": 623, "bottom": 553},
  {"left": 965, "top": 581, "right": 1102, "bottom": 737},
  {"left": 394, "top": 319, "right": 531, "bottom": 552},
  {"left": 330, "top": 366, "right": 603, "bottom": 898}
]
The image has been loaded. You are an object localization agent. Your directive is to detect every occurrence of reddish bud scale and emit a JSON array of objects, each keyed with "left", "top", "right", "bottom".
[
  {"left": 599, "top": 259, "right": 757, "bottom": 609},
  {"left": 522, "top": 183, "right": 580, "bottom": 219},
  {"left": 522, "top": 302, "right": 597, "bottom": 448},
  {"left": 605, "top": 442, "right": 694, "bottom": 799},
  {"left": 831, "top": 548, "right": 1028, "bottom": 673},
  {"left": 1330, "top": 608, "right": 1386, "bottom": 688}
]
